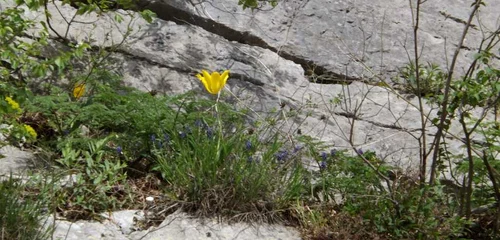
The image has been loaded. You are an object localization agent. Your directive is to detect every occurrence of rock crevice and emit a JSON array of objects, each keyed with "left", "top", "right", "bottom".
[{"left": 137, "top": 0, "right": 360, "bottom": 84}]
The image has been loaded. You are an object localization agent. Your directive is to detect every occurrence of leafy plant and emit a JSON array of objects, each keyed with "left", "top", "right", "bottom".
[
  {"left": 53, "top": 137, "right": 128, "bottom": 219},
  {"left": 395, "top": 62, "right": 446, "bottom": 98},
  {"left": 238, "top": 0, "right": 279, "bottom": 10},
  {"left": 151, "top": 96, "right": 310, "bottom": 216}
]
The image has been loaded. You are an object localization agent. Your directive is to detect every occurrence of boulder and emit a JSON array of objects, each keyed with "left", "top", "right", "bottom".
[
  {"left": 137, "top": 0, "right": 500, "bottom": 81},
  {"left": 2, "top": 0, "right": 496, "bottom": 172},
  {"left": 43, "top": 210, "right": 301, "bottom": 240}
]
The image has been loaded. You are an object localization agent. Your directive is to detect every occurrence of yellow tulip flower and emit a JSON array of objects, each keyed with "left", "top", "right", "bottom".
[
  {"left": 73, "top": 83, "right": 86, "bottom": 99},
  {"left": 196, "top": 70, "right": 230, "bottom": 95}
]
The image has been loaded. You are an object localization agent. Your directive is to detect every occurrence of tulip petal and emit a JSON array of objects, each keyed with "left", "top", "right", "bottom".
[
  {"left": 201, "top": 70, "right": 216, "bottom": 94},
  {"left": 197, "top": 69, "right": 230, "bottom": 95},
  {"left": 211, "top": 72, "right": 222, "bottom": 93},
  {"left": 73, "top": 83, "right": 86, "bottom": 99},
  {"left": 195, "top": 73, "right": 204, "bottom": 81},
  {"left": 220, "top": 70, "right": 229, "bottom": 87},
  {"left": 196, "top": 73, "right": 211, "bottom": 93}
]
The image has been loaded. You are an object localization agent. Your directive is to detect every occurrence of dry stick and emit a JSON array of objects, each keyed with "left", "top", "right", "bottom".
[
  {"left": 44, "top": 0, "right": 66, "bottom": 42},
  {"left": 409, "top": 0, "right": 428, "bottom": 185},
  {"left": 428, "top": 0, "right": 482, "bottom": 185},
  {"left": 440, "top": 12, "right": 500, "bottom": 218},
  {"left": 345, "top": 84, "right": 393, "bottom": 195},
  {"left": 482, "top": 150, "right": 500, "bottom": 234},
  {"left": 460, "top": 79, "right": 500, "bottom": 218},
  {"left": 458, "top": 106, "right": 475, "bottom": 218},
  {"left": 332, "top": 14, "right": 492, "bottom": 172}
]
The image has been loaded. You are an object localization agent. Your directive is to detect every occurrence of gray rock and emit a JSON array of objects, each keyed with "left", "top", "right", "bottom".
[
  {"left": 138, "top": 0, "right": 500, "bottom": 80},
  {"left": 101, "top": 210, "right": 145, "bottom": 235},
  {"left": 0, "top": 145, "right": 34, "bottom": 176},
  {"left": 2, "top": 0, "right": 497, "bottom": 178},
  {"left": 45, "top": 215, "right": 128, "bottom": 240},
  {"left": 9, "top": 0, "right": 491, "bottom": 171},
  {"left": 130, "top": 211, "right": 301, "bottom": 240},
  {"left": 42, "top": 210, "right": 301, "bottom": 240},
  {"left": 1, "top": 0, "right": 498, "bottom": 238}
]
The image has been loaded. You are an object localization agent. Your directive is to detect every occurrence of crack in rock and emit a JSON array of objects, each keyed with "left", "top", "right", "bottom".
[
  {"left": 102, "top": 46, "right": 197, "bottom": 75},
  {"left": 333, "top": 111, "right": 421, "bottom": 132},
  {"left": 136, "top": 0, "right": 361, "bottom": 84},
  {"left": 439, "top": 11, "right": 478, "bottom": 30}
]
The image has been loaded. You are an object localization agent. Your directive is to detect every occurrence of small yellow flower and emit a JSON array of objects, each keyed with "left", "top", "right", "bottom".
[
  {"left": 5, "top": 96, "right": 20, "bottom": 111},
  {"left": 23, "top": 124, "right": 37, "bottom": 139},
  {"left": 196, "top": 70, "right": 230, "bottom": 95},
  {"left": 73, "top": 83, "right": 86, "bottom": 99}
]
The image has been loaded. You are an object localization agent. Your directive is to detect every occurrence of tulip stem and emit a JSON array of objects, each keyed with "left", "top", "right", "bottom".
[{"left": 215, "top": 92, "right": 223, "bottom": 162}]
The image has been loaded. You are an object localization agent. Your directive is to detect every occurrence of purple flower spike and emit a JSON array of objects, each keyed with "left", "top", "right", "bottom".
[
  {"left": 150, "top": 134, "right": 156, "bottom": 142},
  {"left": 321, "top": 152, "right": 327, "bottom": 161},
  {"left": 319, "top": 161, "right": 327, "bottom": 169},
  {"left": 206, "top": 127, "right": 214, "bottom": 139},
  {"left": 245, "top": 140, "right": 252, "bottom": 151},
  {"left": 293, "top": 145, "right": 302, "bottom": 153},
  {"left": 275, "top": 150, "right": 289, "bottom": 162},
  {"left": 357, "top": 148, "right": 364, "bottom": 155},
  {"left": 194, "top": 119, "right": 203, "bottom": 128},
  {"left": 116, "top": 146, "right": 123, "bottom": 155},
  {"left": 330, "top": 149, "right": 337, "bottom": 156},
  {"left": 179, "top": 131, "right": 187, "bottom": 139}
]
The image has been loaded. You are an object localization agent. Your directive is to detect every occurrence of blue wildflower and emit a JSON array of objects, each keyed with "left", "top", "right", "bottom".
[
  {"left": 150, "top": 134, "right": 156, "bottom": 142},
  {"left": 206, "top": 127, "right": 214, "bottom": 139},
  {"left": 275, "top": 150, "right": 289, "bottom": 162},
  {"left": 116, "top": 146, "right": 122, "bottom": 155},
  {"left": 330, "top": 149, "right": 337, "bottom": 156},
  {"left": 194, "top": 119, "right": 203, "bottom": 128},
  {"left": 293, "top": 145, "right": 302, "bottom": 153},
  {"left": 164, "top": 133, "right": 170, "bottom": 143},
  {"left": 245, "top": 140, "right": 252, "bottom": 151},
  {"left": 357, "top": 148, "right": 364, "bottom": 155},
  {"left": 179, "top": 131, "right": 187, "bottom": 139},
  {"left": 321, "top": 152, "right": 327, "bottom": 161},
  {"left": 319, "top": 161, "right": 327, "bottom": 169},
  {"left": 247, "top": 156, "right": 253, "bottom": 163}
]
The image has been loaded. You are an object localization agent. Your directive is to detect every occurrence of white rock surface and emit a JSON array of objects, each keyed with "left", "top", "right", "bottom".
[
  {"left": 0, "top": 145, "right": 34, "bottom": 177},
  {"left": 44, "top": 211, "right": 301, "bottom": 240},
  {"left": 1, "top": 0, "right": 497, "bottom": 177},
  {"left": 129, "top": 211, "right": 301, "bottom": 240}
]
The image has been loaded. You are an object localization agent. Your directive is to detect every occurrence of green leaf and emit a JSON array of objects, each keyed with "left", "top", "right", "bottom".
[
  {"left": 140, "top": 10, "right": 156, "bottom": 23},
  {"left": 54, "top": 57, "right": 64, "bottom": 69},
  {"left": 114, "top": 13, "right": 123, "bottom": 23}
]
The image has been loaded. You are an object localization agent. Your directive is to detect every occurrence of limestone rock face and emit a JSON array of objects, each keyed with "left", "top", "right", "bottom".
[
  {"left": 43, "top": 211, "right": 301, "bottom": 240},
  {"left": 0, "top": 145, "right": 34, "bottom": 177},
  {"left": 1, "top": 0, "right": 498, "bottom": 171},
  {"left": 1, "top": 0, "right": 499, "bottom": 238},
  {"left": 138, "top": 0, "right": 500, "bottom": 80}
]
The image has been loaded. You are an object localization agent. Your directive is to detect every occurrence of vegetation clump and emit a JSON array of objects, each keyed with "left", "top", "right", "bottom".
[{"left": 1, "top": 0, "right": 499, "bottom": 239}]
